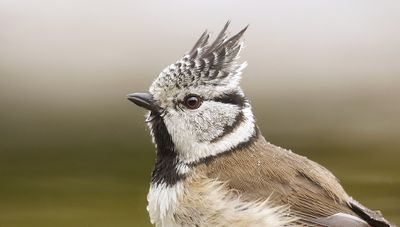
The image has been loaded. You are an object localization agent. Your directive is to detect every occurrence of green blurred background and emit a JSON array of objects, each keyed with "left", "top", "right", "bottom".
[{"left": 1, "top": 1, "right": 399, "bottom": 226}]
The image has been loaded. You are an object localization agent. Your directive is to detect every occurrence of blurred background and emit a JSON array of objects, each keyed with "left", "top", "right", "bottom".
[{"left": 0, "top": 0, "right": 399, "bottom": 226}]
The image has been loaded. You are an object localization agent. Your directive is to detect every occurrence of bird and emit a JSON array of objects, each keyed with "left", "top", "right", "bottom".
[{"left": 127, "top": 22, "right": 395, "bottom": 227}]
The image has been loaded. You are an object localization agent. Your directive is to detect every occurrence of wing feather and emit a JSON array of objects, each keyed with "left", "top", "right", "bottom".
[{"left": 198, "top": 134, "right": 395, "bottom": 226}]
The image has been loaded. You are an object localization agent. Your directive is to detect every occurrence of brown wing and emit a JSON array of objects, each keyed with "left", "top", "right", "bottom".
[{"left": 197, "top": 134, "right": 394, "bottom": 226}]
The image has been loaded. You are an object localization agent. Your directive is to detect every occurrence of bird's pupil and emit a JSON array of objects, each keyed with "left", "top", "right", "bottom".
[
  {"left": 188, "top": 97, "right": 197, "bottom": 106},
  {"left": 184, "top": 95, "right": 201, "bottom": 109}
]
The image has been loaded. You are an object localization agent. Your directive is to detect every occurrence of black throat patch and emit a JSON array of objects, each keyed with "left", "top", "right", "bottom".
[{"left": 149, "top": 115, "right": 185, "bottom": 186}]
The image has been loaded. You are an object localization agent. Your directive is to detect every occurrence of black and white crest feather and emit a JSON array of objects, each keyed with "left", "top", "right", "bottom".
[
  {"left": 189, "top": 21, "right": 248, "bottom": 72},
  {"left": 150, "top": 22, "right": 248, "bottom": 96}
]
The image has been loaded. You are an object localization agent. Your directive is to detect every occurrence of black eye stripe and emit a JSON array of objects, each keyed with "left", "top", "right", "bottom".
[
  {"left": 213, "top": 92, "right": 247, "bottom": 107},
  {"left": 175, "top": 92, "right": 246, "bottom": 110}
]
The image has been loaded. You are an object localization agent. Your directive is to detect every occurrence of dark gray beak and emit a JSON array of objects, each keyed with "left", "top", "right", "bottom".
[{"left": 127, "top": 92, "right": 160, "bottom": 113}]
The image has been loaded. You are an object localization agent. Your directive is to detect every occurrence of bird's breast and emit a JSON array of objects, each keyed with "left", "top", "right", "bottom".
[{"left": 147, "top": 171, "right": 295, "bottom": 227}]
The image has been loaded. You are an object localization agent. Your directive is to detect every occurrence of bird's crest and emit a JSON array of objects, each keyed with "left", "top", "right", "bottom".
[
  {"left": 151, "top": 21, "right": 248, "bottom": 91},
  {"left": 189, "top": 21, "right": 248, "bottom": 73}
]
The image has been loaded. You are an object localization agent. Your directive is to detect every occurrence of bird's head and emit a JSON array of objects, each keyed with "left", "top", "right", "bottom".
[{"left": 128, "top": 22, "right": 257, "bottom": 165}]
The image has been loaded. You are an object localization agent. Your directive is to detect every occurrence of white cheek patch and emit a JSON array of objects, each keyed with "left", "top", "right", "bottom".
[
  {"left": 188, "top": 102, "right": 241, "bottom": 142},
  {"left": 164, "top": 105, "right": 255, "bottom": 164}
]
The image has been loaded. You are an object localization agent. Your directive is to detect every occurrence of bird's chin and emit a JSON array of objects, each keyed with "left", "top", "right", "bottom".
[{"left": 145, "top": 111, "right": 163, "bottom": 123}]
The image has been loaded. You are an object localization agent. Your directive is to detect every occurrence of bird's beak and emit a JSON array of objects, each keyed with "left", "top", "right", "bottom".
[{"left": 127, "top": 92, "right": 160, "bottom": 113}]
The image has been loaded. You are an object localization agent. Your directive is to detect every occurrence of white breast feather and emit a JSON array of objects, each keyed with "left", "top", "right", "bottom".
[
  {"left": 147, "top": 176, "right": 297, "bottom": 227},
  {"left": 147, "top": 182, "right": 184, "bottom": 227}
]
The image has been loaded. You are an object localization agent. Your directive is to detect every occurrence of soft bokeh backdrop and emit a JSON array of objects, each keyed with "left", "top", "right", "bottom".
[{"left": 1, "top": 1, "right": 399, "bottom": 226}]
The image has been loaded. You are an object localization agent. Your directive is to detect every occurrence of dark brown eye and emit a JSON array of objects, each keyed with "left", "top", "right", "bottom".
[{"left": 183, "top": 95, "right": 202, "bottom": 109}]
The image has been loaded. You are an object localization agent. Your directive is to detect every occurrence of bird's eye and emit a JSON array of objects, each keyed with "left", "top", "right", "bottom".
[{"left": 183, "top": 95, "right": 202, "bottom": 109}]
